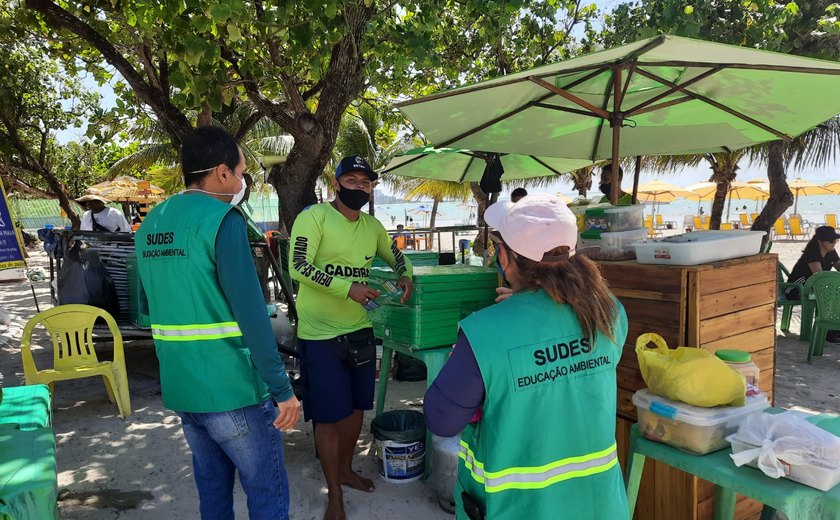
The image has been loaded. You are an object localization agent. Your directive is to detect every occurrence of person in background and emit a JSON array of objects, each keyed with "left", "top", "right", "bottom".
[
  {"left": 786, "top": 225, "right": 840, "bottom": 342},
  {"left": 135, "top": 126, "right": 300, "bottom": 519},
  {"left": 290, "top": 155, "right": 413, "bottom": 520},
  {"left": 424, "top": 194, "right": 629, "bottom": 520},
  {"left": 392, "top": 223, "right": 415, "bottom": 249},
  {"left": 598, "top": 164, "right": 632, "bottom": 205},
  {"left": 77, "top": 194, "right": 131, "bottom": 232},
  {"left": 510, "top": 187, "right": 528, "bottom": 203}
]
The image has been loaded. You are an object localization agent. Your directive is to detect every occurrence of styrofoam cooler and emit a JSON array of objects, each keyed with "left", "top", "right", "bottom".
[{"left": 633, "top": 230, "right": 766, "bottom": 265}]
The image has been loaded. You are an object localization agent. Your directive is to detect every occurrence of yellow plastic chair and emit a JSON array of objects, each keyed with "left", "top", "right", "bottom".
[
  {"left": 21, "top": 304, "right": 131, "bottom": 418},
  {"left": 788, "top": 216, "right": 808, "bottom": 240},
  {"left": 720, "top": 223, "right": 734, "bottom": 230},
  {"left": 750, "top": 213, "right": 760, "bottom": 223},
  {"left": 773, "top": 218, "right": 787, "bottom": 240},
  {"left": 692, "top": 216, "right": 703, "bottom": 231},
  {"left": 826, "top": 214, "right": 837, "bottom": 228},
  {"left": 739, "top": 213, "right": 751, "bottom": 228}
]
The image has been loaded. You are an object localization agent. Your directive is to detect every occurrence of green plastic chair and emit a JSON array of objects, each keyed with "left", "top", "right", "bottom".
[
  {"left": 807, "top": 272, "right": 840, "bottom": 363},
  {"left": 777, "top": 262, "right": 805, "bottom": 334}
]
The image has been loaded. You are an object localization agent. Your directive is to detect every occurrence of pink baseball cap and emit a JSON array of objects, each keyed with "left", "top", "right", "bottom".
[{"left": 484, "top": 193, "right": 578, "bottom": 262}]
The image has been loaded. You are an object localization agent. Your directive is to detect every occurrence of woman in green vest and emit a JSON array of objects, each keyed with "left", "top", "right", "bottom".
[{"left": 425, "top": 193, "right": 629, "bottom": 519}]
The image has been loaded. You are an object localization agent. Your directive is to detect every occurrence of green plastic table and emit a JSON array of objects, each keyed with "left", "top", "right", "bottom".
[
  {"left": 375, "top": 340, "right": 452, "bottom": 417},
  {"left": 0, "top": 425, "right": 59, "bottom": 520},
  {"left": 0, "top": 386, "right": 52, "bottom": 431},
  {"left": 625, "top": 414, "right": 840, "bottom": 520}
]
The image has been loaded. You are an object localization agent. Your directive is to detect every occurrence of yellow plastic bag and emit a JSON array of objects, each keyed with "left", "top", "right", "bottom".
[{"left": 636, "top": 333, "right": 745, "bottom": 407}]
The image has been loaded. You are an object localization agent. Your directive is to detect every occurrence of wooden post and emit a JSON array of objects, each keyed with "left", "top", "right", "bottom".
[{"left": 610, "top": 66, "right": 623, "bottom": 205}]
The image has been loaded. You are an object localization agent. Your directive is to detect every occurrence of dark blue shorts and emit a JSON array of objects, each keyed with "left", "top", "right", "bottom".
[{"left": 299, "top": 330, "right": 376, "bottom": 424}]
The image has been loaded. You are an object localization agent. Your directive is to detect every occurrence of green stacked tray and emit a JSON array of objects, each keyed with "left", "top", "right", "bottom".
[
  {"left": 371, "top": 250, "right": 440, "bottom": 269},
  {"left": 126, "top": 253, "right": 151, "bottom": 329},
  {"left": 368, "top": 266, "right": 498, "bottom": 349}
]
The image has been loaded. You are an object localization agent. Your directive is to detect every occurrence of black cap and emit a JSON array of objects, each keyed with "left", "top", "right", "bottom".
[
  {"left": 815, "top": 225, "right": 840, "bottom": 241},
  {"left": 336, "top": 156, "right": 378, "bottom": 181}
]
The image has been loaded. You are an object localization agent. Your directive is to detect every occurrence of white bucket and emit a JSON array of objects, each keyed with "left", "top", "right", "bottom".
[{"left": 375, "top": 438, "right": 425, "bottom": 483}]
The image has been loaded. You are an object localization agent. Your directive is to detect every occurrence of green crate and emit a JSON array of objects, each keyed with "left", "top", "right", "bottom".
[
  {"left": 371, "top": 250, "right": 440, "bottom": 269},
  {"left": 126, "top": 253, "right": 151, "bottom": 329},
  {"left": 370, "top": 298, "right": 495, "bottom": 349},
  {"left": 369, "top": 265, "right": 498, "bottom": 306}
]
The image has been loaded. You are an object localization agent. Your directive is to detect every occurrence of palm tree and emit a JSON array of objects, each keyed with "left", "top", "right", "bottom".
[
  {"left": 108, "top": 103, "right": 272, "bottom": 195},
  {"left": 568, "top": 166, "right": 597, "bottom": 197}
]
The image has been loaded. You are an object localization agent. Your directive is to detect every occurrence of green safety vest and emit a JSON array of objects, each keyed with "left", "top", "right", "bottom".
[
  {"left": 456, "top": 290, "right": 628, "bottom": 520},
  {"left": 134, "top": 193, "right": 270, "bottom": 413}
]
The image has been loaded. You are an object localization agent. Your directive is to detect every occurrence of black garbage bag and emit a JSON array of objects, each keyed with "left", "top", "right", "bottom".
[
  {"left": 394, "top": 352, "right": 427, "bottom": 382},
  {"left": 371, "top": 410, "right": 426, "bottom": 443},
  {"left": 58, "top": 243, "right": 120, "bottom": 316}
]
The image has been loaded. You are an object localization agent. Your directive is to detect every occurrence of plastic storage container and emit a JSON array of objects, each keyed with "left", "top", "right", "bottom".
[
  {"left": 604, "top": 205, "right": 644, "bottom": 231},
  {"left": 714, "top": 350, "right": 760, "bottom": 387},
  {"left": 581, "top": 228, "right": 647, "bottom": 261},
  {"left": 633, "top": 230, "right": 766, "bottom": 266},
  {"left": 633, "top": 388, "right": 770, "bottom": 455},
  {"left": 584, "top": 207, "right": 609, "bottom": 232}
]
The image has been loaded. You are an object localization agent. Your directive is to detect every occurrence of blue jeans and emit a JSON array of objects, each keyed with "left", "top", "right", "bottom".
[{"left": 177, "top": 399, "right": 289, "bottom": 520}]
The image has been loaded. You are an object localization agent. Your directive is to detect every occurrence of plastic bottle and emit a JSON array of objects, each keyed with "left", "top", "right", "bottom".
[{"left": 715, "top": 349, "right": 760, "bottom": 387}]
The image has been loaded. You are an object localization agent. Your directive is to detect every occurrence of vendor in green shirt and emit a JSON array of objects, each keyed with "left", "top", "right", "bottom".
[
  {"left": 290, "top": 155, "right": 413, "bottom": 520},
  {"left": 598, "top": 163, "right": 633, "bottom": 205}
]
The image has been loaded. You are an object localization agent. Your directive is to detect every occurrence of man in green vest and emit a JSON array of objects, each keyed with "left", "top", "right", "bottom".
[
  {"left": 424, "top": 193, "right": 629, "bottom": 519},
  {"left": 135, "top": 126, "right": 300, "bottom": 520},
  {"left": 290, "top": 156, "right": 413, "bottom": 520},
  {"left": 598, "top": 163, "right": 633, "bottom": 205}
]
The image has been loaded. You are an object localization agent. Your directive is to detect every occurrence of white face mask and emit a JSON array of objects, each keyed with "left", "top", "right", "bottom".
[{"left": 184, "top": 166, "right": 246, "bottom": 206}]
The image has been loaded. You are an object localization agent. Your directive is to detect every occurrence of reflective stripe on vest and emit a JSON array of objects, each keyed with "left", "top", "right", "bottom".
[
  {"left": 458, "top": 440, "right": 618, "bottom": 493},
  {"left": 151, "top": 322, "right": 243, "bottom": 342}
]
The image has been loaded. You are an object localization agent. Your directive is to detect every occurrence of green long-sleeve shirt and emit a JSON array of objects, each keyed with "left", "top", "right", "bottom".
[{"left": 290, "top": 203, "right": 412, "bottom": 340}]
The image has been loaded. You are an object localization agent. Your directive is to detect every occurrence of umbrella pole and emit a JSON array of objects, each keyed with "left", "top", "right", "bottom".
[
  {"left": 609, "top": 67, "right": 622, "bottom": 205},
  {"left": 793, "top": 191, "right": 799, "bottom": 216},
  {"left": 632, "top": 156, "right": 641, "bottom": 205}
]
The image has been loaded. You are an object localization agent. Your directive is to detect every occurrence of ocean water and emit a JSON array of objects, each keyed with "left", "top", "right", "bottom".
[{"left": 242, "top": 193, "right": 840, "bottom": 231}]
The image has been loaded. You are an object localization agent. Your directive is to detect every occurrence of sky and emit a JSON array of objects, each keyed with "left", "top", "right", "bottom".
[{"left": 55, "top": 1, "right": 839, "bottom": 196}]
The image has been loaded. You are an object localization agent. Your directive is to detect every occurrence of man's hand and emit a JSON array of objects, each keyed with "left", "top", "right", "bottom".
[
  {"left": 495, "top": 286, "right": 513, "bottom": 303},
  {"left": 397, "top": 276, "right": 413, "bottom": 304},
  {"left": 348, "top": 282, "right": 380, "bottom": 306},
  {"left": 274, "top": 395, "right": 301, "bottom": 431}
]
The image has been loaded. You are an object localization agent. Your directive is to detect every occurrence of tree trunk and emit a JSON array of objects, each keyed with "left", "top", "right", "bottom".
[
  {"left": 469, "top": 182, "right": 489, "bottom": 256},
  {"left": 367, "top": 189, "right": 376, "bottom": 217},
  {"left": 274, "top": 144, "right": 324, "bottom": 229},
  {"left": 427, "top": 197, "right": 440, "bottom": 251},
  {"left": 752, "top": 141, "right": 793, "bottom": 246},
  {"left": 708, "top": 173, "right": 731, "bottom": 230},
  {"left": 571, "top": 168, "right": 593, "bottom": 197}
]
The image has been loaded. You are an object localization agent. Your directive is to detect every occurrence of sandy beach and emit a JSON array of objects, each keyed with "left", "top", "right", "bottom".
[{"left": 0, "top": 238, "right": 837, "bottom": 519}]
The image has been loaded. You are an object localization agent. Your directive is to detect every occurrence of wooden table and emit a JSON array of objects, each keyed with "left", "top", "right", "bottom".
[{"left": 597, "top": 254, "right": 778, "bottom": 519}]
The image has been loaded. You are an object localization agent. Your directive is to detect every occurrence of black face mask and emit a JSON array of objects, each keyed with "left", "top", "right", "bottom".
[
  {"left": 337, "top": 185, "right": 370, "bottom": 211},
  {"left": 599, "top": 183, "right": 612, "bottom": 196}
]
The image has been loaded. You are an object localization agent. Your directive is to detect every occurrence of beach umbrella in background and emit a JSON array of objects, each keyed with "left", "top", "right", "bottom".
[
  {"left": 554, "top": 193, "right": 573, "bottom": 204},
  {"left": 635, "top": 180, "right": 697, "bottom": 220},
  {"left": 396, "top": 35, "right": 840, "bottom": 205},
  {"left": 382, "top": 145, "right": 594, "bottom": 182},
  {"left": 745, "top": 178, "right": 771, "bottom": 211},
  {"left": 822, "top": 180, "right": 840, "bottom": 194},
  {"left": 88, "top": 176, "right": 165, "bottom": 201},
  {"left": 411, "top": 204, "right": 441, "bottom": 226},
  {"left": 687, "top": 181, "right": 769, "bottom": 220},
  {"left": 787, "top": 178, "right": 832, "bottom": 215}
]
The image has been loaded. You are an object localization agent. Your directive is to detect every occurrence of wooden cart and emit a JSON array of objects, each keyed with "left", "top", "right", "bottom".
[{"left": 597, "top": 254, "right": 777, "bottom": 520}]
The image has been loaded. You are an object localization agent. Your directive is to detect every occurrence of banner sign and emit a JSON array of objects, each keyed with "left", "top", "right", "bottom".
[{"left": 0, "top": 179, "right": 25, "bottom": 271}]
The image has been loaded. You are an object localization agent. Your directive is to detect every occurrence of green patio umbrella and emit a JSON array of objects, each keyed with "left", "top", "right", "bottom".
[
  {"left": 381, "top": 145, "right": 594, "bottom": 182},
  {"left": 397, "top": 35, "right": 840, "bottom": 204}
]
